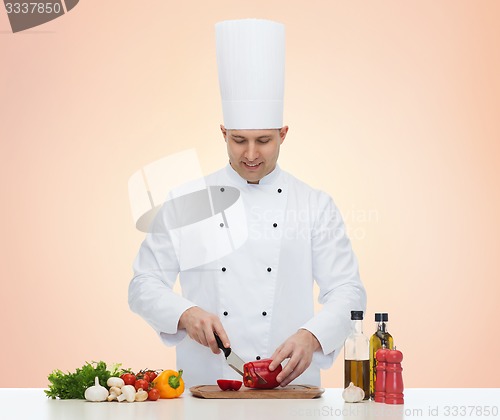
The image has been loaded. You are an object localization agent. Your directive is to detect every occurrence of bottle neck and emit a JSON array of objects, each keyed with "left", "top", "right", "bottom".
[
  {"left": 353, "top": 319, "right": 364, "bottom": 334},
  {"left": 377, "top": 321, "right": 387, "bottom": 333}
]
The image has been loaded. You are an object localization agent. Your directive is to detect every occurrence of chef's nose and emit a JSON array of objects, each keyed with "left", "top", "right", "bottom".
[{"left": 245, "top": 141, "right": 259, "bottom": 161}]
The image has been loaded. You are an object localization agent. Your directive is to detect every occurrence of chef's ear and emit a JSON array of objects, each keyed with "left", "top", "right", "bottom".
[
  {"left": 220, "top": 124, "right": 228, "bottom": 142},
  {"left": 279, "top": 126, "right": 289, "bottom": 144}
]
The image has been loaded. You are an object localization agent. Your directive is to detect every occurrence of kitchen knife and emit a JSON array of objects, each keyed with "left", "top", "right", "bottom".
[
  {"left": 214, "top": 333, "right": 267, "bottom": 384},
  {"left": 214, "top": 333, "right": 245, "bottom": 376}
]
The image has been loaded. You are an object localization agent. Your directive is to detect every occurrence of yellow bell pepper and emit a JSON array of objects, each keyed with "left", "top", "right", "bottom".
[{"left": 153, "top": 369, "right": 185, "bottom": 399}]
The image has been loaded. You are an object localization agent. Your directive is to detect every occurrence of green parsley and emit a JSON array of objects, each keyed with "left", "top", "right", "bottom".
[{"left": 45, "top": 361, "right": 125, "bottom": 399}]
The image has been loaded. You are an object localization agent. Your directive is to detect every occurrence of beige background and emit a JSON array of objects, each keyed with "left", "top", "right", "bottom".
[{"left": 1, "top": 1, "right": 499, "bottom": 388}]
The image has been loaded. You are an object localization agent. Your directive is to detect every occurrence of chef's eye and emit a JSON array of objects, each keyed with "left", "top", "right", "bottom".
[
  {"left": 232, "top": 138, "right": 246, "bottom": 144},
  {"left": 258, "top": 139, "right": 270, "bottom": 144}
]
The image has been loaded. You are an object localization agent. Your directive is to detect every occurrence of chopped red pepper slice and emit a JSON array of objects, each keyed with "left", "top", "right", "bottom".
[
  {"left": 243, "top": 358, "right": 282, "bottom": 389},
  {"left": 217, "top": 379, "right": 243, "bottom": 391}
]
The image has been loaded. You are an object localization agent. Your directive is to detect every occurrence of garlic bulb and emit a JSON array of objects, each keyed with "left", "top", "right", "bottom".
[
  {"left": 84, "top": 377, "right": 109, "bottom": 402},
  {"left": 342, "top": 382, "right": 365, "bottom": 403}
]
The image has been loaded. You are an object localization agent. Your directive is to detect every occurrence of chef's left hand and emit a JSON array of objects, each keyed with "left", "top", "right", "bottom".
[{"left": 269, "top": 329, "right": 321, "bottom": 387}]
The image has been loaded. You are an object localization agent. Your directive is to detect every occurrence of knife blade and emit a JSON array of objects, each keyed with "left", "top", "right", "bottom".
[
  {"left": 214, "top": 333, "right": 267, "bottom": 384},
  {"left": 214, "top": 333, "right": 245, "bottom": 376}
]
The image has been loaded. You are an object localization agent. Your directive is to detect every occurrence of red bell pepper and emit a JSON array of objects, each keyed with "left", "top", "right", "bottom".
[
  {"left": 217, "top": 379, "right": 243, "bottom": 391},
  {"left": 243, "top": 359, "right": 282, "bottom": 389}
]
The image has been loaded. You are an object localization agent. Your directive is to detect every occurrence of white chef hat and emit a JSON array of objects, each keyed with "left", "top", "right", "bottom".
[{"left": 215, "top": 19, "right": 285, "bottom": 129}]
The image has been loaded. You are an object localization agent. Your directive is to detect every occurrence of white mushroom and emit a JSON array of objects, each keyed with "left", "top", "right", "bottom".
[
  {"left": 107, "top": 377, "right": 125, "bottom": 388},
  {"left": 107, "top": 386, "right": 122, "bottom": 401},
  {"left": 135, "top": 388, "right": 148, "bottom": 402},
  {"left": 117, "top": 385, "right": 136, "bottom": 402}
]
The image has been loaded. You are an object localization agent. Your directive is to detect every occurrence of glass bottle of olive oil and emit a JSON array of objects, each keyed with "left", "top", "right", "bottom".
[
  {"left": 344, "top": 311, "right": 370, "bottom": 400},
  {"left": 369, "top": 313, "right": 394, "bottom": 399}
]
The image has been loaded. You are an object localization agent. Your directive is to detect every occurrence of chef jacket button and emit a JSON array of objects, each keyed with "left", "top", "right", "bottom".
[
  {"left": 256, "top": 356, "right": 261, "bottom": 360},
  {"left": 220, "top": 223, "right": 224, "bottom": 227},
  {"left": 223, "top": 311, "right": 228, "bottom": 316},
  {"left": 267, "top": 267, "right": 272, "bottom": 272},
  {"left": 277, "top": 188, "right": 282, "bottom": 193},
  {"left": 220, "top": 187, "right": 225, "bottom": 192},
  {"left": 273, "top": 223, "right": 278, "bottom": 228},
  {"left": 262, "top": 311, "right": 267, "bottom": 316},
  {"left": 222, "top": 267, "right": 226, "bottom": 272}
]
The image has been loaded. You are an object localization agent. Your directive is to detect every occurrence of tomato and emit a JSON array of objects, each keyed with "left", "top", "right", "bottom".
[
  {"left": 135, "top": 379, "right": 150, "bottom": 391},
  {"left": 120, "top": 373, "right": 136, "bottom": 386},
  {"left": 148, "top": 388, "right": 160, "bottom": 401},
  {"left": 136, "top": 369, "right": 158, "bottom": 383},
  {"left": 145, "top": 370, "right": 158, "bottom": 382},
  {"left": 217, "top": 379, "right": 243, "bottom": 391}
]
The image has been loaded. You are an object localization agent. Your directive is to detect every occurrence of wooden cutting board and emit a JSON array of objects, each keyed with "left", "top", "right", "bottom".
[{"left": 190, "top": 384, "right": 324, "bottom": 399}]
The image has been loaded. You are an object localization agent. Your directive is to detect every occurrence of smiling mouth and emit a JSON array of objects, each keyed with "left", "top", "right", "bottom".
[{"left": 243, "top": 162, "right": 262, "bottom": 170}]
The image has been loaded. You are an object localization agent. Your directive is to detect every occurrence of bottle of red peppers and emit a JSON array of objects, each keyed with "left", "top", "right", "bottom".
[{"left": 344, "top": 310, "right": 370, "bottom": 400}]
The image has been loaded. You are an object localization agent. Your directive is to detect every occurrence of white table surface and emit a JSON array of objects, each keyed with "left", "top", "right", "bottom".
[{"left": 1, "top": 388, "right": 499, "bottom": 420}]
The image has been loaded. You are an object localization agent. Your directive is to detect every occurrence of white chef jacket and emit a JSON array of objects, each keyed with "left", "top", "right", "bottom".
[{"left": 129, "top": 164, "right": 366, "bottom": 387}]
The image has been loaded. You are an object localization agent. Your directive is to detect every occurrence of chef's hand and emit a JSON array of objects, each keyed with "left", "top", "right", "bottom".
[
  {"left": 178, "top": 306, "right": 230, "bottom": 355},
  {"left": 269, "top": 329, "right": 321, "bottom": 387}
]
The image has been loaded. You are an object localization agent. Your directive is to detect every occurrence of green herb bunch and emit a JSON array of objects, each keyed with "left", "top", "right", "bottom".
[{"left": 45, "top": 361, "right": 125, "bottom": 399}]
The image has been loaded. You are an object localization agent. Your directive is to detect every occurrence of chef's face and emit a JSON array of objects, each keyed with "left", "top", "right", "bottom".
[{"left": 221, "top": 125, "right": 288, "bottom": 184}]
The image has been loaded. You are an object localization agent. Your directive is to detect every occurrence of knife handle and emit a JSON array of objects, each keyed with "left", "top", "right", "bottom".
[{"left": 214, "top": 333, "right": 231, "bottom": 358}]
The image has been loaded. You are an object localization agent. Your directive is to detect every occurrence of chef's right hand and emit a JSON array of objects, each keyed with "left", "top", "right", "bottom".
[{"left": 178, "top": 306, "right": 230, "bottom": 355}]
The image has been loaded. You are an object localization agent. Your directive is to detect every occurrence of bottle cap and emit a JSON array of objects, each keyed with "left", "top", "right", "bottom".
[
  {"left": 375, "top": 313, "right": 388, "bottom": 322},
  {"left": 351, "top": 311, "right": 364, "bottom": 320}
]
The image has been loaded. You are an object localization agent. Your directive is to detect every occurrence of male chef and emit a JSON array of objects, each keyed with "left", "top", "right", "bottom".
[{"left": 129, "top": 19, "right": 366, "bottom": 388}]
